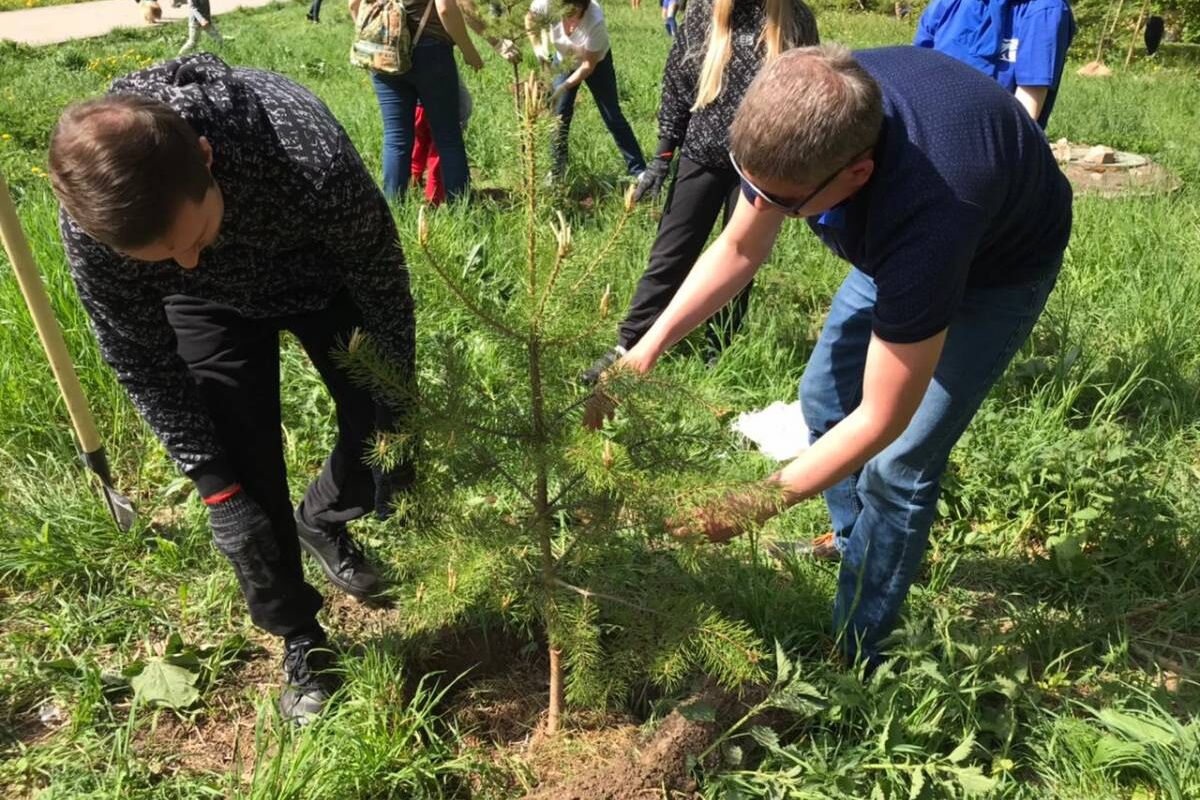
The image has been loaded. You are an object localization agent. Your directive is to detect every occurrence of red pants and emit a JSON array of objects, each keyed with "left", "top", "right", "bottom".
[{"left": 411, "top": 105, "right": 445, "bottom": 206}]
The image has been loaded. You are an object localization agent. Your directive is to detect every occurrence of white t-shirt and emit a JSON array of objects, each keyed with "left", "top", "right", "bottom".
[{"left": 529, "top": 0, "right": 610, "bottom": 64}]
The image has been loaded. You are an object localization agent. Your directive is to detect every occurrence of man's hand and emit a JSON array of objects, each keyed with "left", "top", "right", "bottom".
[
  {"left": 582, "top": 387, "right": 618, "bottom": 431},
  {"left": 667, "top": 487, "right": 781, "bottom": 543},
  {"left": 580, "top": 343, "right": 660, "bottom": 430}
]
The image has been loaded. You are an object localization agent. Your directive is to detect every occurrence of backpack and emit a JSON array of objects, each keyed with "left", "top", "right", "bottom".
[{"left": 350, "top": 0, "right": 434, "bottom": 75}]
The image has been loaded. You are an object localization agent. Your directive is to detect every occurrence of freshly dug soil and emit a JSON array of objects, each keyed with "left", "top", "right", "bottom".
[{"left": 524, "top": 687, "right": 741, "bottom": 800}]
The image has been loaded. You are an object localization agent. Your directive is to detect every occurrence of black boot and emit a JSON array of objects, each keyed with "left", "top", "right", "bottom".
[
  {"left": 280, "top": 631, "right": 340, "bottom": 725},
  {"left": 295, "top": 504, "right": 382, "bottom": 600}
]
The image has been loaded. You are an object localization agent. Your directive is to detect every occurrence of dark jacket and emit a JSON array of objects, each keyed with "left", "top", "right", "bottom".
[
  {"left": 657, "top": 0, "right": 819, "bottom": 169},
  {"left": 60, "top": 55, "right": 415, "bottom": 493}
]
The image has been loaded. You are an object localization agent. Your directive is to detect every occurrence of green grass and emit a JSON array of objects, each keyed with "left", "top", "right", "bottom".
[{"left": 2, "top": 4, "right": 1200, "bottom": 798}]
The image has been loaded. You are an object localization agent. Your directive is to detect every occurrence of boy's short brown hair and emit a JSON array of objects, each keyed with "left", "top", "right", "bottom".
[
  {"left": 48, "top": 95, "right": 213, "bottom": 250},
  {"left": 730, "top": 45, "right": 884, "bottom": 185}
]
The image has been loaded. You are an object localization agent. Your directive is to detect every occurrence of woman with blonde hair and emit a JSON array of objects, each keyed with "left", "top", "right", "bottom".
[{"left": 584, "top": 0, "right": 818, "bottom": 379}]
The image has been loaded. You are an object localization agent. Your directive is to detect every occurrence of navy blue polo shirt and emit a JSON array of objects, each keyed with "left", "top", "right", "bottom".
[{"left": 805, "top": 46, "right": 1072, "bottom": 344}]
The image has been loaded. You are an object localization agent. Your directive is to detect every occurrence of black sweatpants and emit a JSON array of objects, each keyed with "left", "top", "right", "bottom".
[
  {"left": 617, "top": 156, "right": 752, "bottom": 352},
  {"left": 165, "top": 289, "right": 404, "bottom": 639}
]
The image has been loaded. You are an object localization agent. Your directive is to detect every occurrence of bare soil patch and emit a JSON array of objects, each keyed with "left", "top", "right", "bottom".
[{"left": 1053, "top": 139, "right": 1183, "bottom": 198}]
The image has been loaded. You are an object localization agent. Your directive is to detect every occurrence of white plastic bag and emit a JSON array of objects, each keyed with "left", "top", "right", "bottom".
[{"left": 731, "top": 400, "right": 810, "bottom": 462}]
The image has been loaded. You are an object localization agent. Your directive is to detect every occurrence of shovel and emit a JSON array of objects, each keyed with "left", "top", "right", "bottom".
[{"left": 0, "top": 171, "right": 137, "bottom": 531}]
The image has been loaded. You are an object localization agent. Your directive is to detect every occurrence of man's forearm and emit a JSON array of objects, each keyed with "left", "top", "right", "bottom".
[
  {"left": 631, "top": 238, "right": 762, "bottom": 367},
  {"left": 768, "top": 407, "right": 898, "bottom": 509}
]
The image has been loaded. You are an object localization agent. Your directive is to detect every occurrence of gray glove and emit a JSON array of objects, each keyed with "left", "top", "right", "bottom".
[
  {"left": 633, "top": 140, "right": 676, "bottom": 203},
  {"left": 207, "top": 488, "right": 279, "bottom": 588}
]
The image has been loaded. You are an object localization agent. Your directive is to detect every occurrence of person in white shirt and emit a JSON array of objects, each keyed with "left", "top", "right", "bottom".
[{"left": 517, "top": 0, "right": 647, "bottom": 182}]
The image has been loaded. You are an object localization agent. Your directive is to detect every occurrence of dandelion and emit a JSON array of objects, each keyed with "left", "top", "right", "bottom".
[{"left": 1, "top": 133, "right": 11, "bottom": 141}]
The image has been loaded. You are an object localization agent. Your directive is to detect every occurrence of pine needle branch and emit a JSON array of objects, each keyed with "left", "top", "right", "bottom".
[
  {"left": 567, "top": 186, "right": 637, "bottom": 294},
  {"left": 553, "top": 577, "right": 655, "bottom": 614},
  {"left": 547, "top": 469, "right": 588, "bottom": 511},
  {"left": 545, "top": 309, "right": 613, "bottom": 348},
  {"left": 469, "top": 443, "right": 538, "bottom": 508},
  {"left": 535, "top": 211, "right": 572, "bottom": 324},
  {"left": 418, "top": 207, "right": 522, "bottom": 341},
  {"left": 552, "top": 581, "right": 763, "bottom": 666},
  {"left": 522, "top": 75, "right": 539, "bottom": 306}
]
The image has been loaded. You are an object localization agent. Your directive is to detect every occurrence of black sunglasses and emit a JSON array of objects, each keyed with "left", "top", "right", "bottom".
[{"left": 730, "top": 151, "right": 865, "bottom": 217}]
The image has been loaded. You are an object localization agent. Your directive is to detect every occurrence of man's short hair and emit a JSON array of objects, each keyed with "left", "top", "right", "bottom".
[
  {"left": 48, "top": 95, "right": 213, "bottom": 250},
  {"left": 730, "top": 45, "right": 884, "bottom": 185}
]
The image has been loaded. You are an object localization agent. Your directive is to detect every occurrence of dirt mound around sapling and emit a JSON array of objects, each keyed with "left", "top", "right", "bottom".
[
  {"left": 524, "top": 688, "right": 742, "bottom": 800},
  {"left": 1052, "top": 139, "right": 1182, "bottom": 198}
]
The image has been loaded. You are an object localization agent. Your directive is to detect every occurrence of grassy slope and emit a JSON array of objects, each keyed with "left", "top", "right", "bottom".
[{"left": 2, "top": 4, "right": 1200, "bottom": 797}]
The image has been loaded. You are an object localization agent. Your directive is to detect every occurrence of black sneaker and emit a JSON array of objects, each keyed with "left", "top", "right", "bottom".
[
  {"left": 280, "top": 632, "right": 340, "bottom": 725},
  {"left": 580, "top": 345, "right": 628, "bottom": 387},
  {"left": 295, "top": 504, "right": 382, "bottom": 600}
]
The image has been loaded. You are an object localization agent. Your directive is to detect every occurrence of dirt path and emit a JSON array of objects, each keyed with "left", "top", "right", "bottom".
[{"left": 0, "top": 0, "right": 283, "bottom": 46}]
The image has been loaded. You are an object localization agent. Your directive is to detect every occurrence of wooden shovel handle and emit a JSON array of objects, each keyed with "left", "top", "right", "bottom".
[{"left": 0, "top": 171, "right": 103, "bottom": 454}]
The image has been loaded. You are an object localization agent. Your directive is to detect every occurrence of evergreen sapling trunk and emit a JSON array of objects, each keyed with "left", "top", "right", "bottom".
[{"left": 343, "top": 70, "right": 776, "bottom": 735}]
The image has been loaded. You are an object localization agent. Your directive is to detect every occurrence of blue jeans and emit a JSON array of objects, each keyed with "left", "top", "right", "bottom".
[
  {"left": 371, "top": 41, "right": 469, "bottom": 202},
  {"left": 799, "top": 264, "right": 1061, "bottom": 665},
  {"left": 552, "top": 51, "right": 646, "bottom": 178}
]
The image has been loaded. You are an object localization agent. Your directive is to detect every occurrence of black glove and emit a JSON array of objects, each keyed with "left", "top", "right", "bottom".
[
  {"left": 207, "top": 487, "right": 280, "bottom": 588},
  {"left": 580, "top": 345, "right": 627, "bottom": 388},
  {"left": 632, "top": 139, "right": 677, "bottom": 203}
]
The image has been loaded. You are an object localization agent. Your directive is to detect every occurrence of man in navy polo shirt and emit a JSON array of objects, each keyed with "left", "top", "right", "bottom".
[
  {"left": 609, "top": 45, "right": 1072, "bottom": 664},
  {"left": 914, "top": 0, "right": 1076, "bottom": 127}
]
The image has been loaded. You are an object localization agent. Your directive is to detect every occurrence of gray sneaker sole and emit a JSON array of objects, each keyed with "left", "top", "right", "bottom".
[
  {"left": 280, "top": 685, "right": 329, "bottom": 726},
  {"left": 767, "top": 539, "right": 842, "bottom": 562}
]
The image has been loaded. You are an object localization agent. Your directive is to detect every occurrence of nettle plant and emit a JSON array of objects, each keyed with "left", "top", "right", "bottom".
[{"left": 342, "top": 74, "right": 769, "bottom": 733}]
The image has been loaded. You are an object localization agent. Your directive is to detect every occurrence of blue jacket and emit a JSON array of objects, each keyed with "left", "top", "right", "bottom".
[{"left": 914, "top": 0, "right": 1076, "bottom": 126}]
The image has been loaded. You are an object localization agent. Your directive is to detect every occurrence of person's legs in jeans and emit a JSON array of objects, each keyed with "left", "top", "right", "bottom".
[
  {"left": 307, "top": 0, "right": 322, "bottom": 20},
  {"left": 618, "top": 158, "right": 732, "bottom": 348},
  {"left": 583, "top": 51, "right": 647, "bottom": 176},
  {"left": 371, "top": 73, "right": 419, "bottom": 201},
  {"left": 799, "top": 269, "right": 875, "bottom": 546},
  {"left": 551, "top": 73, "right": 581, "bottom": 178},
  {"left": 289, "top": 291, "right": 412, "bottom": 527},
  {"left": 803, "top": 265, "right": 1061, "bottom": 665},
  {"left": 164, "top": 295, "right": 324, "bottom": 639},
  {"left": 408, "top": 41, "right": 469, "bottom": 199}
]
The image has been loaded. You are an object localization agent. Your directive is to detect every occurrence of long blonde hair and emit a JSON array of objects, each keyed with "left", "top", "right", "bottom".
[{"left": 692, "top": 0, "right": 814, "bottom": 110}]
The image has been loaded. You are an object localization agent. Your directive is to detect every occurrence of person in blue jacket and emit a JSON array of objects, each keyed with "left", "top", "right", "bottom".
[{"left": 914, "top": 0, "right": 1075, "bottom": 127}]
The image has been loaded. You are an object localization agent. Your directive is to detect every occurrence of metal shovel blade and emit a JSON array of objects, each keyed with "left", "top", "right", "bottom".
[
  {"left": 84, "top": 448, "right": 137, "bottom": 532},
  {"left": 101, "top": 484, "right": 138, "bottom": 532}
]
